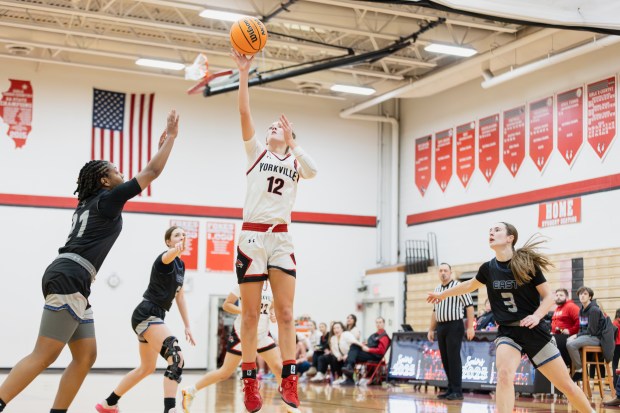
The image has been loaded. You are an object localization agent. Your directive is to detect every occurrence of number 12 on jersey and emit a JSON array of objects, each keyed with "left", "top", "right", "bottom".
[{"left": 267, "top": 176, "right": 284, "bottom": 195}]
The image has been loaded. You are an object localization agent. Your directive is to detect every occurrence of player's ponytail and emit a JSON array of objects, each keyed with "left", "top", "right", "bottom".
[{"left": 502, "top": 222, "right": 554, "bottom": 286}]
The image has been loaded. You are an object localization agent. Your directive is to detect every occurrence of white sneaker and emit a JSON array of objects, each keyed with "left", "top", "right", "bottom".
[
  {"left": 333, "top": 377, "right": 345, "bottom": 385},
  {"left": 310, "top": 372, "right": 326, "bottom": 382},
  {"left": 182, "top": 387, "right": 195, "bottom": 413},
  {"left": 167, "top": 408, "right": 177, "bottom": 413}
]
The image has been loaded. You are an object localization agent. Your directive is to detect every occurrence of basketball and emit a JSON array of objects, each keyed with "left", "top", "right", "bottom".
[{"left": 230, "top": 17, "right": 268, "bottom": 55}]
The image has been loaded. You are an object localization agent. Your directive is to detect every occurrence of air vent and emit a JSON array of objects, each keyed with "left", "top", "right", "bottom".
[
  {"left": 6, "top": 44, "right": 34, "bottom": 56},
  {"left": 297, "top": 82, "right": 321, "bottom": 94}
]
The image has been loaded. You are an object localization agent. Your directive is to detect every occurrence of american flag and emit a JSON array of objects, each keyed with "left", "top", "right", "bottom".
[{"left": 92, "top": 88, "right": 155, "bottom": 196}]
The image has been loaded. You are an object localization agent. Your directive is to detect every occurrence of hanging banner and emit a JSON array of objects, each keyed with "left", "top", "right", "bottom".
[
  {"left": 434, "top": 128, "right": 453, "bottom": 192},
  {"left": 206, "top": 222, "right": 235, "bottom": 272},
  {"left": 538, "top": 197, "right": 581, "bottom": 228},
  {"left": 478, "top": 114, "right": 500, "bottom": 183},
  {"left": 169, "top": 219, "right": 199, "bottom": 270},
  {"left": 557, "top": 87, "right": 584, "bottom": 167},
  {"left": 529, "top": 97, "right": 554, "bottom": 172},
  {"left": 503, "top": 106, "right": 526, "bottom": 177},
  {"left": 587, "top": 77, "right": 616, "bottom": 159},
  {"left": 456, "top": 122, "right": 476, "bottom": 188},
  {"left": 0, "top": 79, "right": 33, "bottom": 148},
  {"left": 415, "top": 135, "right": 432, "bottom": 196}
]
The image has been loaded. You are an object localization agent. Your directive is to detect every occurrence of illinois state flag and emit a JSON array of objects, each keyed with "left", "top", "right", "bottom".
[{"left": 91, "top": 88, "right": 155, "bottom": 196}]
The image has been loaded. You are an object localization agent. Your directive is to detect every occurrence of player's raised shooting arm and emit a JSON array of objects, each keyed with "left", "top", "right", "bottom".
[{"left": 135, "top": 109, "right": 179, "bottom": 190}]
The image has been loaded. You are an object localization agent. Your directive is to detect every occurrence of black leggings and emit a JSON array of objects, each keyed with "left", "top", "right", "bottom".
[{"left": 317, "top": 353, "right": 343, "bottom": 376}]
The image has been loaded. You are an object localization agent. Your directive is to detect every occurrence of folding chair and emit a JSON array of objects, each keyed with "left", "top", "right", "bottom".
[{"left": 354, "top": 341, "right": 391, "bottom": 385}]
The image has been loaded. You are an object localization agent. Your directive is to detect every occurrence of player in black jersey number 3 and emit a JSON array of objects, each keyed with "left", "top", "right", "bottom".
[
  {"left": 427, "top": 222, "right": 595, "bottom": 413},
  {"left": 0, "top": 110, "right": 180, "bottom": 413}
]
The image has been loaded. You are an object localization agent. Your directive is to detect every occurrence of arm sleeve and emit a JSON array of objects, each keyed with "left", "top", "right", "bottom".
[
  {"left": 98, "top": 178, "right": 142, "bottom": 218},
  {"left": 367, "top": 335, "right": 390, "bottom": 356},
  {"left": 292, "top": 146, "right": 318, "bottom": 179},
  {"left": 531, "top": 266, "right": 547, "bottom": 286},
  {"left": 588, "top": 308, "right": 603, "bottom": 336},
  {"left": 244, "top": 137, "right": 265, "bottom": 166},
  {"left": 475, "top": 263, "right": 489, "bottom": 285}
]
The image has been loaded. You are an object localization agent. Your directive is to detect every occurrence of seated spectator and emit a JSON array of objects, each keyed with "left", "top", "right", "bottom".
[
  {"left": 310, "top": 321, "right": 356, "bottom": 383},
  {"left": 475, "top": 299, "right": 496, "bottom": 331},
  {"left": 567, "top": 286, "right": 605, "bottom": 381},
  {"left": 341, "top": 317, "right": 391, "bottom": 385},
  {"left": 613, "top": 309, "right": 620, "bottom": 386},
  {"left": 551, "top": 288, "right": 580, "bottom": 366},
  {"left": 346, "top": 313, "right": 361, "bottom": 340},
  {"left": 306, "top": 320, "right": 321, "bottom": 360},
  {"left": 295, "top": 334, "right": 311, "bottom": 376},
  {"left": 306, "top": 322, "right": 328, "bottom": 377}
]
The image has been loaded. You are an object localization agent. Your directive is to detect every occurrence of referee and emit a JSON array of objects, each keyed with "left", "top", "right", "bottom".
[{"left": 428, "top": 262, "right": 475, "bottom": 400}]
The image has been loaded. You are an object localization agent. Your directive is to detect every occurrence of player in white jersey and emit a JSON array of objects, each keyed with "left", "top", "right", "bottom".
[
  {"left": 181, "top": 282, "right": 284, "bottom": 413},
  {"left": 231, "top": 49, "right": 318, "bottom": 413}
]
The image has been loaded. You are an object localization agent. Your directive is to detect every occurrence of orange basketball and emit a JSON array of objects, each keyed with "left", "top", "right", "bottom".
[{"left": 230, "top": 17, "right": 268, "bottom": 55}]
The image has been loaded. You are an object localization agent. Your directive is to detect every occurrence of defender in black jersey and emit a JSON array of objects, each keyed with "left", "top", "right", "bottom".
[
  {"left": 0, "top": 110, "right": 180, "bottom": 413},
  {"left": 96, "top": 226, "right": 195, "bottom": 413},
  {"left": 427, "top": 222, "right": 595, "bottom": 413}
]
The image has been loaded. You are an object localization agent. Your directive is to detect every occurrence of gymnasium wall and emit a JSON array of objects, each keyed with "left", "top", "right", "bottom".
[
  {"left": 0, "top": 61, "right": 379, "bottom": 368},
  {"left": 400, "top": 42, "right": 620, "bottom": 265}
]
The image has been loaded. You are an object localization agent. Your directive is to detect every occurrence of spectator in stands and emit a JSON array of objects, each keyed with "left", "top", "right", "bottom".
[
  {"left": 613, "top": 309, "right": 620, "bottom": 386},
  {"left": 295, "top": 334, "right": 311, "bottom": 377},
  {"left": 341, "top": 317, "right": 391, "bottom": 385},
  {"left": 310, "top": 322, "right": 356, "bottom": 383},
  {"left": 567, "top": 286, "right": 605, "bottom": 382},
  {"left": 428, "top": 263, "right": 475, "bottom": 401},
  {"left": 551, "top": 288, "right": 580, "bottom": 366},
  {"left": 475, "top": 299, "right": 496, "bottom": 331},
  {"left": 306, "top": 322, "right": 328, "bottom": 377},
  {"left": 346, "top": 314, "right": 361, "bottom": 340},
  {"left": 306, "top": 320, "right": 321, "bottom": 360}
]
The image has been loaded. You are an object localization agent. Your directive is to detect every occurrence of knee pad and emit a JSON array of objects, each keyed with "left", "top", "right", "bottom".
[{"left": 160, "top": 336, "right": 184, "bottom": 383}]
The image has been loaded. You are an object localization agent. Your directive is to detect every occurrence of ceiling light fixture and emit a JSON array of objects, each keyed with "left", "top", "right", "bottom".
[
  {"left": 199, "top": 10, "right": 248, "bottom": 22},
  {"left": 330, "top": 84, "right": 376, "bottom": 96},
  {"left": 135, "top": 58, "right": 185, "bottom": 71},
  {"left": 424, "top": 43, "right": 477, "bottom": 57}
]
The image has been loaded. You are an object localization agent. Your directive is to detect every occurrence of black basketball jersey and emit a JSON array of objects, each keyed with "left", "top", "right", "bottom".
[
  {"left": 142, "top": 253, "right": 185, "bottom": 311},
  {"left": 59, "top": 178, "right": 142, "bottom": 271},
  {"left": 475, "top": 258, "right": 547, "bottom": 325}
]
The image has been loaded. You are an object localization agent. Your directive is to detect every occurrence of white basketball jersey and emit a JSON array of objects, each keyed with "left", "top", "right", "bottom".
[
  {"left": 243, "top": 138, "right": 299, "bottom": 224},
  {"left": 232, "top": 283, "right": 273, "bottom": 336}
]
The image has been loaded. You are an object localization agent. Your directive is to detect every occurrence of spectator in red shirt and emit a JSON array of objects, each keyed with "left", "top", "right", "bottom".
[
  {"left": 341, "top": 317, "right": 391, "bottom": 385},
  {"left": 551, "top": 288, "right": 580, "bottom": 366},
  {"left": 613, "top": 309, "right": 620, "bottom": 386}
]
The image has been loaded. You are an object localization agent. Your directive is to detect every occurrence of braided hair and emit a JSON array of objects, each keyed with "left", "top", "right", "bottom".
[{"left": 74, "top": 160, "right": 110, "bottom": 203}]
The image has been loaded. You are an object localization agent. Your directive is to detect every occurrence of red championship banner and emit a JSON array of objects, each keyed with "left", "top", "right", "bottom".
[
  {"left": 0, "top": 79, "right": 33, "bottom": 148},
  {"left": 434, "top": 128, "right": 453, "bottom": 192},
  {"left": 503, "top": 106, "right": 526, "bottom": 177},
  {"left": 415, "top": 135, "right": 432, "bottom": 196},
  {"left": 478, "top": 114, "right": 500, "bottom": 183},
  {"left": 529, "top": 97, "right": 554, "bottom": 172},
  {"left": 456, "top": 122, "right": 476, "bottom": 188},
  {"left": 170, "top": 219, "right": 199, "bottom": 270},
  {"left": 206, "top": 222, "right": 235, "bottom": 272},
  {"left": 587, "top": 77, "right": 616, "bottom": 159},
  {"left": 557, "top": 87, "right": 584, "bottom": 166},
  {"left": 538, "top": 197, "right": 581, "bottom": 228}
]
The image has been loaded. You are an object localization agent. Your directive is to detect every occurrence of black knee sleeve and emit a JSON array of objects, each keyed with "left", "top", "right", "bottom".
[{"left": 160, "top": 336, "right": 184, "bottom": 383}]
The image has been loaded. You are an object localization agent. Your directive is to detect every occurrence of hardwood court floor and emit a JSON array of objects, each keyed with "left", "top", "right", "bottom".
[{"left": 0, "top": 371, "right": 618, "bottom": 412}]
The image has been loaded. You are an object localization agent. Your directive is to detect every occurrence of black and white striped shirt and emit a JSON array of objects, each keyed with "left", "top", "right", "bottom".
[{"left": 433, "top": 280, "right": 474, "bottom": 323}]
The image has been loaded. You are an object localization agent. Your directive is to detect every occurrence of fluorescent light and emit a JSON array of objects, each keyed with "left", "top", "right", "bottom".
[
  {"left": 424, "top": 43, "right": 477, "bottom": 57},
  {"left": 199, "top": 9, "right": 247, "bottom": 22},
  {"left": 330, "top": 84, "right": 376, "bottom": 96},
  {"left": 135, "top": 58, "right": 185, "bottom": 71}
]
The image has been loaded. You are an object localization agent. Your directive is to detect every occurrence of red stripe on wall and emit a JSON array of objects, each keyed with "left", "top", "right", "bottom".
[
  {"left": 129, "top": 94, "right": 135, "bottom": 179},
  {"left": 407, "top": 173, "right": 620, "bottom": 226},
  {"left": 0, "top": 194, "right": 377, "bottom": 227}
]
